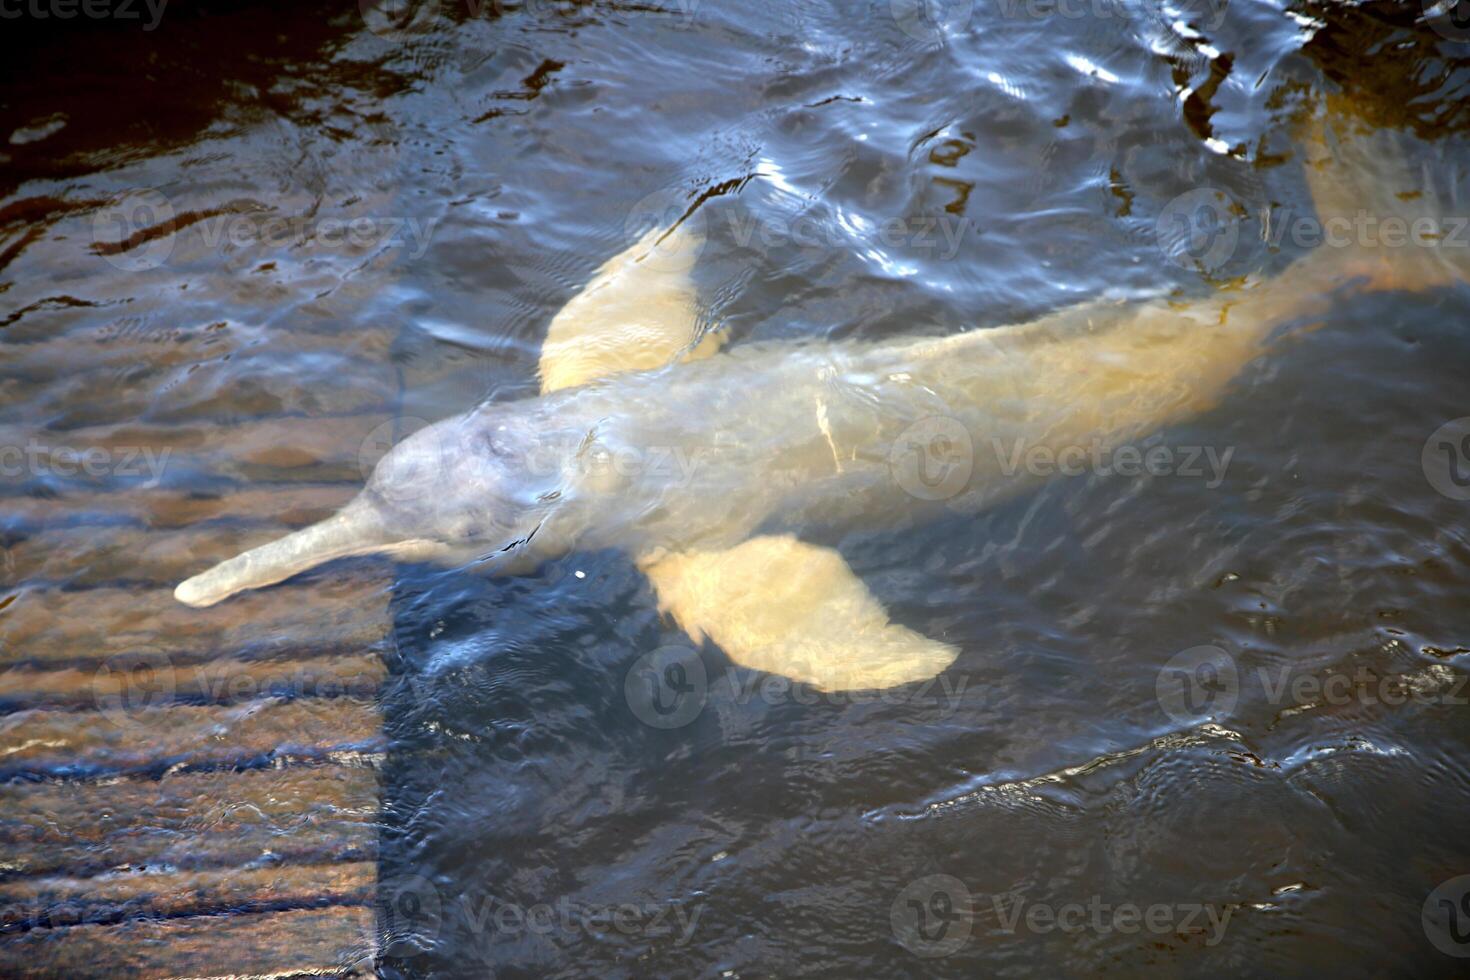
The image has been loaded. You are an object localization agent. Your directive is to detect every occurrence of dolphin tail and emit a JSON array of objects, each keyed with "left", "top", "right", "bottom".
[
  {"left": 1300, "top": 95, "right": 1469, "bottom": 293},
  {"left": 174, "top": 498, "right": 391, "bottom": 608}
]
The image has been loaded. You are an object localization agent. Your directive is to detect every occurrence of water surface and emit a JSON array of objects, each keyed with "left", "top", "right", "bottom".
[{"left": 3, "top": 0, "right": 1470, "bottom": 976}]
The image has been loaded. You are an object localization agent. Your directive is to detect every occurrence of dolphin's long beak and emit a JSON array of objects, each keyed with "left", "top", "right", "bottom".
[{"left": 174, "top": 498, "right": 392, "bottom": 608}]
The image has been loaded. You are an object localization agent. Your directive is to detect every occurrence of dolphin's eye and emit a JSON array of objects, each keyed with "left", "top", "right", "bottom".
[{"left": 480, "top": 427, "right": 518, "bottom": 459}]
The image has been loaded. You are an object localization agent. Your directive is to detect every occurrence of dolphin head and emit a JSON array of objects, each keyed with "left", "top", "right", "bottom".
[{"left": 175, "top": 404, "right": 577, "bottom": 608}]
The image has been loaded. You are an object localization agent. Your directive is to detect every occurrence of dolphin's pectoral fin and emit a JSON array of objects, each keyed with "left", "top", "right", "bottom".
[
  {"left": 539, "top": 220, "right": 722, "bottom": 394},
  {"left": 638, "top": 535, "right": 959, "bottom": 692}
]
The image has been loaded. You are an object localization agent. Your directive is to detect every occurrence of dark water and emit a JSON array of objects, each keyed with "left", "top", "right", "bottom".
[{"left": 4, "top": 0, "right": 1470, "bottom": 976}]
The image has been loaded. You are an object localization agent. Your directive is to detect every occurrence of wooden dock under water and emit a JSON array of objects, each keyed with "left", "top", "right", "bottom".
[{"left": 1, "top": 417, "right": 400, "bottom": 978}]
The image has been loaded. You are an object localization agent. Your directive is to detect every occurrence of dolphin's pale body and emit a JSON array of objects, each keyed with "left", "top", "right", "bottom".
[{"left": 176, "top": 106, "right": 1463, "bottom": 690}]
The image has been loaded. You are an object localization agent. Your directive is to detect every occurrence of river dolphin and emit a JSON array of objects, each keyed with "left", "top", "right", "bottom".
[{"left": 176, "top": 104, "right": 1463, "bottom": 690}]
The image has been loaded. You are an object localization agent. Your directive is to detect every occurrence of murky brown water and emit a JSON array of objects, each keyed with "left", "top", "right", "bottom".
[{"left": 3, "top": 0, "right": 1470, "bottom": 977}]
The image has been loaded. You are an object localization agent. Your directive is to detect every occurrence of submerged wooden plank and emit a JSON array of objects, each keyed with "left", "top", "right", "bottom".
[
  {"left": 5, "top": 523, "right": 382, "bottom": 589},
  {"left": 0, "top": 765, "right": 379, "bottom": 880},
  {"left": 0, "top": 305, "right": 399, "bottom": 428},
  {"left": 0, "top": 400, "right": 395, "bottom": 975},
  {"left": 2, "top": 320, "right": 395, "bottom": 392},
  {"left": 0, "top": 578, "right": 391, "bottom": 669},
  {"left": 0, "top": 414, "right": 381, "bottom": 466},
  {"left": 0, "top": 861, "right": 374, "bottom": 932},
  {"left": 0, "top": 414, "right": 390, "bottom": 489},
  {"left": 0, "top": 363, "right": 395, "bottom": 433},
  {"left": 0, "top": 651, "right": 385, "bottom": 712},
  {"left": 0, "top": 905, "right": 376, "bottom": 978},
  {"left": 2, "top": 485, "right": 353, "bottom": 534},
  {"left": 7, "top": 525, "right": 302, "bottom": 588},
  {"left": 0, "top": 698, "right": 384, "bottom": 778}
]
